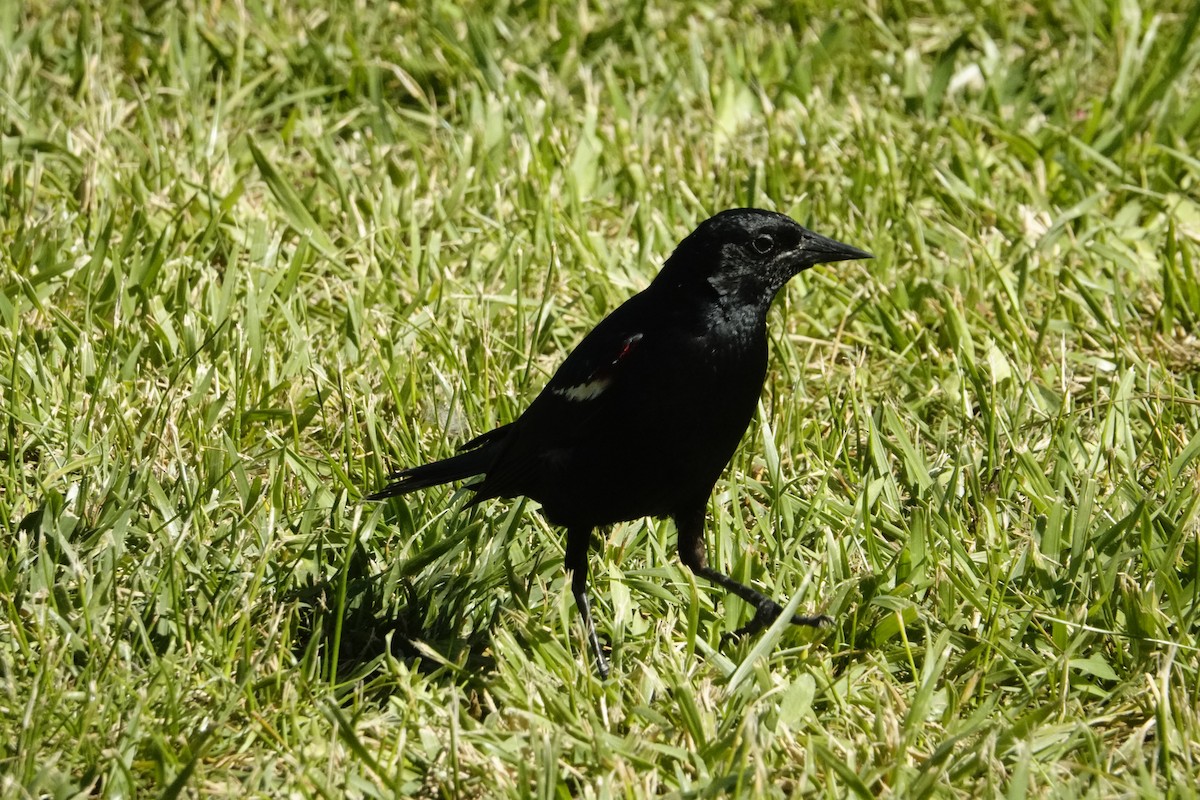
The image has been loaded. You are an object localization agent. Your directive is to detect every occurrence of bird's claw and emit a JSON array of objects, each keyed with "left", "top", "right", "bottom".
[{"left": 722, "top": 600, "right": 831, "bottom": 645}]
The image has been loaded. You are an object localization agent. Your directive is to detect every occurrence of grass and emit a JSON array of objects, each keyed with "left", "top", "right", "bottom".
[{"left": 2, "top": 0, "right": 1199, "bottom": 796}]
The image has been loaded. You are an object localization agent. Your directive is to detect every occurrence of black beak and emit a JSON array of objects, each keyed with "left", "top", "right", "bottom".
[{"left": 802, "top": 230, "right": 873, "bottom": 265}]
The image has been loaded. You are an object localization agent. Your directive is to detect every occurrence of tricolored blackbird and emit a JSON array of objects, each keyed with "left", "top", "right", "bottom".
[{"left": 370, "top": 208, "right": 871, "bottom": 677}]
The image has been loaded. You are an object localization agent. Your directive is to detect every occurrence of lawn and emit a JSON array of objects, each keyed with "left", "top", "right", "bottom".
[{"left": 2, "top": 0, "right": 1199, "bottom": 796}]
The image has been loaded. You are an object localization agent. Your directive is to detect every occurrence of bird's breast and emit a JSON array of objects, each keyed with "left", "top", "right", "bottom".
[{"left": 619, "top": 331, "right": 766, "bottom": 450}]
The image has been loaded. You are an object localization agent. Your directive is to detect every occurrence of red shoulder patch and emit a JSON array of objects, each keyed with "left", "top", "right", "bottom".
[{"left": 552, "top": 333, "right": 644, "bottom": 402}]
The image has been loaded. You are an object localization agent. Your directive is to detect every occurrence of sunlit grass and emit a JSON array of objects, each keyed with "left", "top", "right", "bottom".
[{"left": 2, "top": 0, "right": 1198, "bottom": 796}]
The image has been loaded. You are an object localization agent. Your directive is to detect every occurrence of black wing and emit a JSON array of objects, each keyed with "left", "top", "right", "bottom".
[{"left": 469, "top": 291, "right": 657, "bottom": 502}]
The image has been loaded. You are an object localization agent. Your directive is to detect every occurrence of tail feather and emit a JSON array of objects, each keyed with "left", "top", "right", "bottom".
[
  {"left": 458, "top": 422, "right": 513, "bottom": 452},
  {"left": 366, "top": 446, "right": 494, "bottom": 501}
]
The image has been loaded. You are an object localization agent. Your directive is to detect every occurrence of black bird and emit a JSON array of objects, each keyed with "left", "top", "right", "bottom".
[{"left": 369, "top": 208, "right": 871, "bottom": 678}]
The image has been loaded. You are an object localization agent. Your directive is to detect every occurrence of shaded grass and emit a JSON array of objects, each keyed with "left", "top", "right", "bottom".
[{"left": 2, "top": 0, "right": 1199, "bottom": 796}]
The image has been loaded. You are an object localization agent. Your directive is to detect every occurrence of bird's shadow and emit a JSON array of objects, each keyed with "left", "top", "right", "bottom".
[{"left": 285, "top": 539, "right": 507, "bottom": 696}]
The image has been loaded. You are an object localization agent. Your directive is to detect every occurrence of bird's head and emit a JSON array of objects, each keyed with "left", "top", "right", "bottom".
[{"left": 658, "top": 208, "right": 872, "bottom": 308}]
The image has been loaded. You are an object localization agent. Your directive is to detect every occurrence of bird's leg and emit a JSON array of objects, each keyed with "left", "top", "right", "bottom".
[
  {"left": 674, "top": 505, "right": 829, "bottom": 636},
  {"left": 565, "top": 527, "right": 610, "bottom": 679}
]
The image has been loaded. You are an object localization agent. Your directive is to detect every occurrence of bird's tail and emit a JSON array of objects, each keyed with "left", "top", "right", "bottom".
[
  {"left": 367, "top": 424, "right": 516, "bottom": 501},
  {"left": 366, "top": 447, "right": 494, "bottom": 501}
]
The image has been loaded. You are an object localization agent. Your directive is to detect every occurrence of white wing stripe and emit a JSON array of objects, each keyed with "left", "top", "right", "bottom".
[{"left": 552, "top": 377, "right": 613, "bottom": 402}]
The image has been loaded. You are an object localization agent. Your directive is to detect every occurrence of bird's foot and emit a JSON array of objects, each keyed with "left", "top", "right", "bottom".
[
  {"left": 791, "top": 611, "right": 833, "bottom": 628},
  {"left": 591, "top": 636, "right": 611, "bottom": 680},
  {"left": 723, "top": 599, "right": 831, "bottom": 642}
]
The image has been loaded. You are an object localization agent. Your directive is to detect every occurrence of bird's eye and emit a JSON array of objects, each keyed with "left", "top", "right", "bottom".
[{"left": 752, "top": 235, "right": 775, "bottom": 255}]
